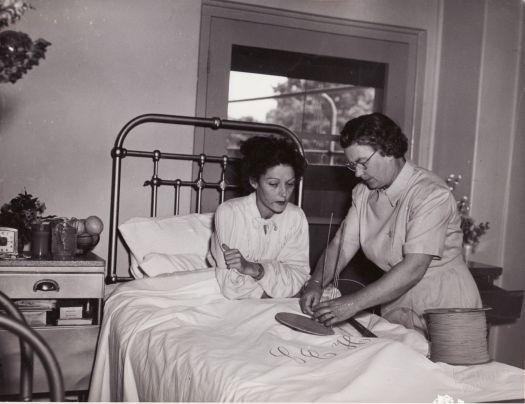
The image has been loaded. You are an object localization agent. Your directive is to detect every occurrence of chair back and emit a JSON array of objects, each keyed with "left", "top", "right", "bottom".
[{"left": 0, "top": 291, "right": 64, "bottom": 402}]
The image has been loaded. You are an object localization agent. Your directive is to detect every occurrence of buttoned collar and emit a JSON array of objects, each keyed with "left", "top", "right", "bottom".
[
  {"left": 247, "top": 192, "right": 278, "bottom": 231},
  {"left": 382, "top": 160, "right": 415, "bottom": 207}
]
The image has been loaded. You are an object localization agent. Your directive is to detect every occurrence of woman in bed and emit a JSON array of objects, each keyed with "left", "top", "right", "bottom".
[
  {"left": 300, "top": 112, "right": 482, "bottom": 334},
  {"left": 209, "top": 135, "right": 309, "bottom": 299}
]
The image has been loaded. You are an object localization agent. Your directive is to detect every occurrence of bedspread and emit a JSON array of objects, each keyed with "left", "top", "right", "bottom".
[{"left": 88, "top": 269, "right": 524, "bottom": 402}]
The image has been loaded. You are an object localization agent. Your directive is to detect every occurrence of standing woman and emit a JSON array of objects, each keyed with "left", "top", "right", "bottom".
[
  {"left": 210, "top": 136, "right": 309, "bottom": 299},
  {"left": 300, "top": 113, "right": 481, "bottom": 334}
]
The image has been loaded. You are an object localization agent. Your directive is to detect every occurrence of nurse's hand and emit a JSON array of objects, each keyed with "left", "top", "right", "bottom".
[
  {"left": 299, "top": 282, "right": 322, "bottom": 316},
  {"left": 312, "top": 295, "right": 358, "bottom": 327}
]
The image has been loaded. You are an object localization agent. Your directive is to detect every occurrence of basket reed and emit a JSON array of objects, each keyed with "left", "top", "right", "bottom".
[{"left": 424, "top": 307, "right": 491, "bottom": 365}]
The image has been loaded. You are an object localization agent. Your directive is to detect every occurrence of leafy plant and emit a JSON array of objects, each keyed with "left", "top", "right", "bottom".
[
  {"left": 0, "top": 0, "right": 29, "bottom": 27},
  {"left": 0, "top": 0, "right": 51, "bottom": 83},
  {"left": 0, "top": 190, "right": 54, "bottom": 249},
  {"left": 457, "top": 196, "right": 490, "bottom": 250},
  {"left": 447, "top": 175, "right": 490, "bottom": 252}
]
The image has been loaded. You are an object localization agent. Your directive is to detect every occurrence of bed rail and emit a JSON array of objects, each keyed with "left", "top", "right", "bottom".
[{"left": 108, "top": 114, "right": 305, "bottom": 283}]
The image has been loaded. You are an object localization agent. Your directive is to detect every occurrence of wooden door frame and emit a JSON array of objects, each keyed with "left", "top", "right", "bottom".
[{"left": 195, "top": 0, "right": 427, "bottom": 162}]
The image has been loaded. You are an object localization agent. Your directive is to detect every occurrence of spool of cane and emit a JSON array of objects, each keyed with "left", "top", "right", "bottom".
[{"left": 424, "top": 307, "right": 491, "bottom": 365}]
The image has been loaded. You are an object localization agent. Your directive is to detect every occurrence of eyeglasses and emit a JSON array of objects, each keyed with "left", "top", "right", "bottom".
[{"left": 345, "top": 150, "right": 378, "bottom": 172}]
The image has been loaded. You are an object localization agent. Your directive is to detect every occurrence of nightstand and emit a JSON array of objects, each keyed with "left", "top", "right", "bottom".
[
  {"left": 468, "top": 261, "right": 524, "bottom": 325},
  {"left": 0, "top": 252, "right": 105, "bottom": 397}
]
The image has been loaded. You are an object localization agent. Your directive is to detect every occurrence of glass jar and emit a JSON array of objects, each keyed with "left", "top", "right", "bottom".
[
  {"left": 50, "top": 218, "right": 77, "bottom": 260},
  {"left": 31, "top": 222, "right": 50, "bottom": 259}
]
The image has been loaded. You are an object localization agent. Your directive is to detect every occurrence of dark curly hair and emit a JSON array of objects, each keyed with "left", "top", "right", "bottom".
[
  {"left": 240, "top": 136, "right": 307, "bottom": 191},
  {"left": 339, "top": 113, "right": 408, "bottom": 158}
]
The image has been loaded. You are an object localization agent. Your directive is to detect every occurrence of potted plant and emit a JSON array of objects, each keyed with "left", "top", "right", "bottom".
[
  {"left": 0, "top": 190, "right": 53, "bottom": 253},
  {"left": 446, "top": 175, "right": 490, "bottom": 263},
  {"left": 457, "top": 196, "right": 490, "bottom": 261}
]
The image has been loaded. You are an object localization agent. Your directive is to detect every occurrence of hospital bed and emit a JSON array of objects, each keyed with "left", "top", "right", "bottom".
[{"left": 88, "top": 114, "right": 524, "bottom": 402}]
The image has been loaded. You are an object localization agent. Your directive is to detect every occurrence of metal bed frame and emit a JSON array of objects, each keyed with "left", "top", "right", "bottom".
[{"left": 107, "top": 114, "right": 305, "bottom": 283}]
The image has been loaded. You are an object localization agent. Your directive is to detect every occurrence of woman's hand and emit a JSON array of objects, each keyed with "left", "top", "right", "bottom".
[
  {"left": 222, "top": 244, "right": 259, "bottom": 278},
  {"left": 312, "top": 295, "right": 358, "bottom": 327},
  {"left": 299, "top": 282, "right": 323, "bottom": 316}
]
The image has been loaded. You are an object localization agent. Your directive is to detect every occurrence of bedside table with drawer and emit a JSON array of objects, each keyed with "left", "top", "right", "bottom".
[{"left": 0, "top": 252, "right": 105, "bottom": 397}]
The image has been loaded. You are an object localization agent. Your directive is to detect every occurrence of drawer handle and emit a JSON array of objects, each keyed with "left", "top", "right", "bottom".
[{"left": 33, "top": 279, "right": 60, "bottom": 292}]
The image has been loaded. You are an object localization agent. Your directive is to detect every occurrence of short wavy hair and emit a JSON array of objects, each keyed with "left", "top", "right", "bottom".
[
  {"left": 240, "top": 136, "right": 307, "bottom": 191},
  {"left": 339, "top": 113, "right": 408, "bottom": 158}
]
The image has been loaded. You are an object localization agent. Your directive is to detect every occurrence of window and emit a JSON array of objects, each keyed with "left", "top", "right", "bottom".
[{"left": 227, "top": 45, "right": 386, "bottom": 165}]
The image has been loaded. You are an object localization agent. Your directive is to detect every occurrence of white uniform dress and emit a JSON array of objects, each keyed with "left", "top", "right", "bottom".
[
  {"left": 209, "top": 192, "right": 310, "bottom": 299},
  {"left": 338, "top": 160, "right": 482, "bottom": 332}
]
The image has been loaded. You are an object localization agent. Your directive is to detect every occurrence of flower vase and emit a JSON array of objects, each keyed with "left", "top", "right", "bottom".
[{"left": 462, "top": 243, "right": 473, "bottom": 266}]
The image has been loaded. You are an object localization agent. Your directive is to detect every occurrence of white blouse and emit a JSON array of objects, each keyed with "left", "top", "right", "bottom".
[{"left": 209, "top": 192, "right": 310, "bottom": 299}]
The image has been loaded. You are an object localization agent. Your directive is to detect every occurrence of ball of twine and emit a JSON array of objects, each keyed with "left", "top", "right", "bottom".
[{"left": 424, "top": 308, "right": 491, "bottom": 365}]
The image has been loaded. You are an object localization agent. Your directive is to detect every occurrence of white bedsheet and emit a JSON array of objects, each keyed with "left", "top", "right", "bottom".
[{"left": 88, "top": 269, "right": 524, "bottom": 402}]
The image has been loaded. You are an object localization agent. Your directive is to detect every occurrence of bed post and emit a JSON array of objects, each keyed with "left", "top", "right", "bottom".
[{"left": 108, "top": 145, "right": 125, "bottom": 284}]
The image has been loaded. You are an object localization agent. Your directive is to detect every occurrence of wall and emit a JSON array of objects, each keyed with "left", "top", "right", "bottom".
[
  {"left": 498, "top": 0, "right": 525, "bottom": 368},
  {"left": 477, "top": 0, "right": 523, "bottom": 367},
  {"left": 432, "top": 0, "right": 484, "bottom": 198},
  {"left": 432, "top": 0, "right": 524, "bottom": 367},
  {"left": 0, "top": 0, "right": 202, "bottom": 274}
]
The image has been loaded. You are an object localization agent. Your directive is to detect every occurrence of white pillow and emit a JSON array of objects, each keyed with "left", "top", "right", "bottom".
[
  {"left": 119, "top": 213, "right": 214, "bottom": 278},
  {"left": 139, "top": 253, "right": 209, "bottom": 278}
]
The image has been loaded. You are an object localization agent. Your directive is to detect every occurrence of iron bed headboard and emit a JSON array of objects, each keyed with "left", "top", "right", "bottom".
[{"left": 107, "top": 114, "right": 305, "bottom": 283}]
